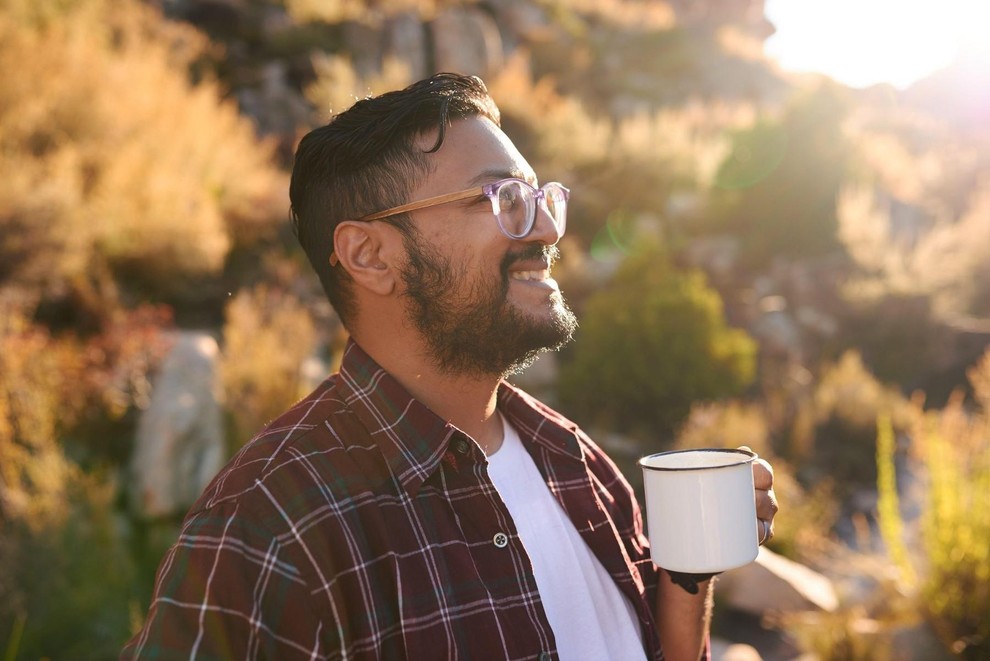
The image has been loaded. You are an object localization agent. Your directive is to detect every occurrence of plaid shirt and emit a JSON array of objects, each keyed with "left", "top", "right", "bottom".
[{"left": 123, "top": 340, "right": 662, "bottom": 660}]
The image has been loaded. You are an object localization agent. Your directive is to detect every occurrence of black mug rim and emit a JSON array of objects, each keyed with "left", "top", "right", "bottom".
[{"left": 638, "top": 448, "right": 756, "bottom": 472}]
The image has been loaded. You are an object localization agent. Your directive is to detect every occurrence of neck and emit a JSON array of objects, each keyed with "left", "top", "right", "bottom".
[{"left": 353, "top": 332, "right": 506, "bottom": 455}]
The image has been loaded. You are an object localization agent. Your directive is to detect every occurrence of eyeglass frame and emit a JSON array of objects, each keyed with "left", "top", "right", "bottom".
[{"left": 329, "top": 177, "right": 570, "bottom": 266}]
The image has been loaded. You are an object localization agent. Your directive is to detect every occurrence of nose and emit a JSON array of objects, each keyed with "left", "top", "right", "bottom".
[{"left": 527, "top": 200, "right": 562, "bottom": 246}]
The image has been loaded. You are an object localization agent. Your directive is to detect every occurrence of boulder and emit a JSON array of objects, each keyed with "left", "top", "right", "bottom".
[
  {"left": 431, "top": 7, "right": 503, "bottom": 77},
  {"left": 710, "top": 640, "right": 764, "bottom": 661},
  {"left": 129, "top": 331, "right": 225, "bottom": 519},
  {"left": 717, "top": 547, "right": 839, "bottom": 615},
  {"left": 384, "top": 12, "right": 429, "bottom": 81},
  {"left": 485, "top": 0, "right": 554, "bottom": 48}
]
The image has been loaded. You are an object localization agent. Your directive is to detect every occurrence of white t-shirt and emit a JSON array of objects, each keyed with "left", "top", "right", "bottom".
[{"left": 486, "top": 415, "right": 647, "bottom": 661}]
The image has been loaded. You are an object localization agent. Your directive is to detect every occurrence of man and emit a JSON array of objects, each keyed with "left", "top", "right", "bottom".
[{"left": 123, "top": 73, "right": 777, "bottom": 660}]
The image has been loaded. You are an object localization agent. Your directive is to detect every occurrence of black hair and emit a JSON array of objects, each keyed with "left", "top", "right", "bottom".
[{"left": 289, "top": 73, "right": 501, "bottom": 327}]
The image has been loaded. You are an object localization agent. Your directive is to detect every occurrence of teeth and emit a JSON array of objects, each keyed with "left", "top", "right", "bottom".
[{"left": 510, "top": 270, "right": 547, "bottom": 281}]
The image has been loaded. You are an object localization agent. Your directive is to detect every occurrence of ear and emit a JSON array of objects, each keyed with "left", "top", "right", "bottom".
[{"left": 333, "top": 221, "right": 399, "bottom": 296}]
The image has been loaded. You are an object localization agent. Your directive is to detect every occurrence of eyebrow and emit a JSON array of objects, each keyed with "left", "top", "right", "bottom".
[{"left": 469, "top": 168, "right": 535, "bottom": 186}]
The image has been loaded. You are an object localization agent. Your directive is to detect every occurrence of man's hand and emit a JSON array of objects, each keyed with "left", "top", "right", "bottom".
[{"left": 741, "top": 446, "right": 778, "bottom": 545}]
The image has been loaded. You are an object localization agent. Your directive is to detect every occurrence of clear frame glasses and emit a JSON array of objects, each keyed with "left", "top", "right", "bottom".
[{"left": 330, "top": 178, "right": 569, "bottom": 266}]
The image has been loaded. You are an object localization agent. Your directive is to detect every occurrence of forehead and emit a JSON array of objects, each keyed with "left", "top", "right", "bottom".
[{"left": 414, "top": 116, "right": 536, "bottom": 194}]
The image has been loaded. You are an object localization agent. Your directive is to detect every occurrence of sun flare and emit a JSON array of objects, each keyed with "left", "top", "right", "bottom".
[{"left": 765, "top": 0, "right": 990, "bottom": 89}]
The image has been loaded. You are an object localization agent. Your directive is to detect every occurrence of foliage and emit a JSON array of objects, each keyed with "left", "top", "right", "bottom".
[
  {"left": 875, "top": 414, "right": 915, "bottom": 586},
  {"left": 711, "top": 83, "right": 853, "bottom": 268},
  {"left": 839, "top": 180, "right": 990, "bottom": 324},
  {"left": 281, "top": 0, "right": 437, "bottom": 24},
  {"left": 835, "top": 293, "right": 949, "bottom": 393},
  {"left": 876, "top": 348, "right": 990, "bottom": 657},
  {"left": 306, "top": 54, "right": 413, "bottom": 121},
  {"left": 0, "top": 0, "right": 285, "bottom": 304},
  {"left": 0, "top": 0, "right": 987, "bottom": 657},
  {"left": 794, "top": 351, "right": 911, "bottom": 490},
  {"left": 0, "top": 473, "right": 137, "bottom": 658},
  {"left": 0, "top": 306, "right": 144, "bottom": 657},
  {"left": 675, "top": 400, "right": 770, "bottom": 456},
  {"left": 780, "top": 607, "right": 895, "bottom": 661},
  {"left": 220, "top": 285, "right": 318, "bottom": 449},
  {"left": 558, "top": 242, "right": 756, "bottom": 445},
  {"left": 491, "top": 58, "right": 734, "bottom": 247}
]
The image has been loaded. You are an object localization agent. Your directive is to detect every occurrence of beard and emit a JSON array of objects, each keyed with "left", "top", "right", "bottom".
[{"left": 398, "top": 232, "right": 578, "bottom": 378}]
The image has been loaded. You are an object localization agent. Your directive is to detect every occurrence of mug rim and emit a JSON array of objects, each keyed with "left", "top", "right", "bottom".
[{"left": 639, "top": 447, "right": 756, "bottom": 472}]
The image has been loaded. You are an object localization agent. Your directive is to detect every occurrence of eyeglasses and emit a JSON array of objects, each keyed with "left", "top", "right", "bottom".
[{"left": 330, "top": 178, "right": 569, "bottom": 266}]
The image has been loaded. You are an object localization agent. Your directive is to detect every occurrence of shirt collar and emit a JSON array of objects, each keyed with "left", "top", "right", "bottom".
[
  {"left": 336, "top": 340, "right": 585, "bottom": 496},
  {"left": 336, "top": 340, "right": 456, "bottom": 496},
  {"left": 496, "top": 383, "right": 584, "bottom": 463}
]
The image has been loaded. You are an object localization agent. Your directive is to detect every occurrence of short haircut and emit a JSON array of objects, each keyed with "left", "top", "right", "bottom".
[{"left": 289, "top": 73, "right": 501, "bottom": 327}]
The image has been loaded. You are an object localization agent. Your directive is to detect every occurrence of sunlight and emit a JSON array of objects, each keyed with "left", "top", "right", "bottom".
[{"left": 765, "top": 0, "right": 990, "bottom": 89}]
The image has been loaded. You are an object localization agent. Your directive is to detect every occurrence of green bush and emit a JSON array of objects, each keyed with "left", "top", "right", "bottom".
[
  {"left": 711, "top": 83, "right": 852, "bottom": 268},
  {"left": 558, "top": 242, "right": 756, "bottom": 445},
  {"left": 800, "top": 351, "right": 911, "bottom": 491},
  {"left": 0, "top": 308, "right": 140, "bottom": 657}
]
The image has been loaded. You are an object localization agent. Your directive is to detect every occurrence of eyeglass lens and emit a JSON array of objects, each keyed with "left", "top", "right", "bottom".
[{"left": 495, "top": 181, "right": 567, "bottom": 239}]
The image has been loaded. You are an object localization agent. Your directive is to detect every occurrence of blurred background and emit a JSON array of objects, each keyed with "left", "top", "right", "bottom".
[{"left": 1, "top": 0, "right": 988, "bottom": 658}]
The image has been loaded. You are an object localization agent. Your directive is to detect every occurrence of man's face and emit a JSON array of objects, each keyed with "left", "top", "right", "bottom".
[{"left": 396, "top": 116, "right": 577, "bottom": 377}]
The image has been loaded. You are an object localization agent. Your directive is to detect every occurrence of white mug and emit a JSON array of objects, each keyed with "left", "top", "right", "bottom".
[{"left": 639, "top": 448, "right": 758, "bottom": 573}]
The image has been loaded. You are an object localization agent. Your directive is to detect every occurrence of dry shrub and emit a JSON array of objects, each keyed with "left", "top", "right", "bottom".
[
  {"left": 220, "top": 285, "right": 318, "bottom": 449},
  {"left": 0, "top": 0, "right": 285, "bottom": 300},
  {"left": 675, "top": 400, "right": 770, "bottom": 455},
  {"left": 547, "top": 0, "right": 676, "bottom": 30},
  {"left": 489, "top": 57, "right": 732, "bottom": 245},
  {"left": 284, "top": 0, "right": 439, "bottom": 24},
  {"left": 841, "top": 119, "right": 990, "bottom": 322},
  {"left": 0, "top": 311, "right": 84, "bottom": 526},
  {"left": 306, "top": 54, "right": 412, "bottom": 120}
]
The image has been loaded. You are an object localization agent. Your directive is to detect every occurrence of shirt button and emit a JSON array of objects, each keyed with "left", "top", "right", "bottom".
[
  {"left": 537, "top": 652, "right": 552, "bottom": 661},
  {"left": 454, "top": 438, "right": 470, "bottom": 455},
  {"left": 492, "top": 532, "right": 509, "bottom": 548}
]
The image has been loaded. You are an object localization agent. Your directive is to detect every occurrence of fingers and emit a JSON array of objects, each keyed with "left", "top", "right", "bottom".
[
  {"left": 751, "top": 456, "right": 774, "bottom": 491},
  {"left": 738, "top": 446, "right": 779, "bottom": 542},
  {"left": 755, "top": 485, "right": 779, "bottom": 523}
]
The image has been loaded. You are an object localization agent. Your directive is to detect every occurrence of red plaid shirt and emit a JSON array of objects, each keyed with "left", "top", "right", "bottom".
[{"left": 123, "top": 340, "right": 662, "bottom": 660}]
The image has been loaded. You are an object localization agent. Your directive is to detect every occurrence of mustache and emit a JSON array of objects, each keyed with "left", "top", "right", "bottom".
[{"left": 502, "top": 244, "right": 560, "bottom": 272}]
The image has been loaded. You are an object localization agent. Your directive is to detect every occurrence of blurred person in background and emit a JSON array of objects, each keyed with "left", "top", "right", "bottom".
[{"left": 123, "top": 73, "right": 777, "bottom": 661}]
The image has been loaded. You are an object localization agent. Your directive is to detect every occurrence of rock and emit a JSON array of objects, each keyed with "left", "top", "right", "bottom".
[
  {"left": 889, "top": 620, "right": 954, "bottom": 661},
  {"left": 384, "top": 12, "right": 428, "bottom": 81},
  {"left": 430, "top": 7, "right": 503, "bottom": 77},
  {"left": 340, "top": 21, "right": 383, "bottom": 78},
  {"left": 485, "top": 0, "right": 554, "bottom": 48},
  {"left": 667, "top": 0, "right": 775, "bottom": 39},
  {"left": 710, "top": 640, "right": 764, "bottom": 661},
  {"left": 129, "top": 331, "right": 225, "bottom": 519},
  {"left": 752, "top": 308, "right": 803, "bottom": 362},
  {"left": 717, "top": 547, "right": 839, "bottom": 615},
  {"left": 238, "top": 61, "right": 312, "bottom": 138}
]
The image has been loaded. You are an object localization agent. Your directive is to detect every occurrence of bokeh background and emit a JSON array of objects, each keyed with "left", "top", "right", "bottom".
[{"left": 1, "top": 0, "right": 988, "bottom": 658}]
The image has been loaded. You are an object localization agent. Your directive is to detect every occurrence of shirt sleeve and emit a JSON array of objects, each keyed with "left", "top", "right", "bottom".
[{"left": 121, "top": 501, "right": 326, "bottom": 660}]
